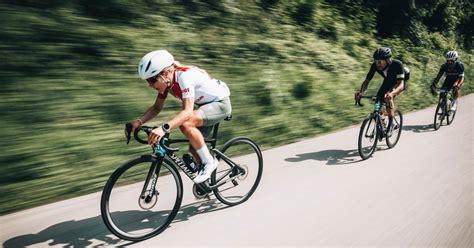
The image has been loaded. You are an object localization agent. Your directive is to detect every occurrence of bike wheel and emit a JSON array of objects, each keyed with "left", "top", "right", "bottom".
[
  {"left": 446, "top": 98, "right": 457, "bottom": 125},
  {"left": 433, "top": 101, "right": 445, "bottom": 130},
  {"left": 101, "top": 155, "right": 183, "bottom": 241},
  {"left": 386, "top": 109, "right": 403, "bottom": 148},
  {"left": 211, "top": 137, "right": 263, "bottom": 206},
  {"left": 358, "top": 116, "right": 378, "bottom": 160}
]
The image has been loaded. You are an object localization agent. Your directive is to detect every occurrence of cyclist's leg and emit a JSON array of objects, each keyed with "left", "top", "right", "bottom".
[
  {"left": 188, "top": 126, "right": 213, "bottom": 164},
  {"left": 183, "top": 97, "right": 232, "bottom": 182},
  {"left": 453, "top": 86, "right": 459, "bottom": 99},
  {"left": 378, "top": 81, "right": 397, "bottom": 131},
  {"left": 179, "top": 97, "right": 231, "bottom": 147},
  {"left": 375, "top": 82, "right": 388, "bottom": 107},
  {"left": 179, "top": 114, "right": 205, "bottom": 151},
  {"left": 196, "top": 97, "right": 232, "bottom": 127},
  {"left": 452, "top": 78, "right": 463, "bottom": 101},
  {"left": 441, "top": 79, "right": 454, "bottom": 100},
  {"left": 180, "top": 115, "right": 216, "bottom": 183}
]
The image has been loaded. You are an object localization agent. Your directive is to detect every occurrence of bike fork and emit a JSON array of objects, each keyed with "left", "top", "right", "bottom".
[{"left": 140, "top": 155, "right": 164, "bottom": 200}]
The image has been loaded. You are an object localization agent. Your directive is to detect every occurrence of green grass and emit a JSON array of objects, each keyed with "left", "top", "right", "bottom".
[{"left": 0, "top": 1, "right": 472, "bottom": 214}]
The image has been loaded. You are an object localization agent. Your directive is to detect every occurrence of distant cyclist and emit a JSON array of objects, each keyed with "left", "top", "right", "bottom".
[
  {"left": 430, "top": 51, "right": 465, "bottom": 111},
  {"left": 125, "top": 50, "right": 232, "bottom": 183},
  {"left": 355, "top": 47, "right": 409, "bottom": 135}
]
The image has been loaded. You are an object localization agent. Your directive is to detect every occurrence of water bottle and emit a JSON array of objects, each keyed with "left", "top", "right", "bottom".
[
  {"left": 374, "top": 101, "right": 381, "bottom": 112},
  {"left": 183, "top": 154, "right": 198, "bottom": 173}
]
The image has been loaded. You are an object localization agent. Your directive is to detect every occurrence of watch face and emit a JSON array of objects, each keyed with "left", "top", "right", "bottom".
[{"left": 162, "top": 123, "right": 170, "bottom": 132}]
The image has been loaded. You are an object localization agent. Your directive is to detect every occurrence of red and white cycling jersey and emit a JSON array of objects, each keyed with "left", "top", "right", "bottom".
[{"left": 159, "top": 67, "right": 230, "bottom": 105}]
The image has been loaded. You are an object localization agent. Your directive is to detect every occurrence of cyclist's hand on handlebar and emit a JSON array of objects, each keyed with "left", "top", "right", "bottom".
[
  {"left": 430, "top": 84, "right": 437, "bottom": 96},
  {"left": 124, "top": 120, "right": 142, "bottom": 139},
  {"left": 354, "top": 91, "right": 362, "bottom": 105},
  {"left": 148, "top": 127, "right": 166, "bottom": 145}
]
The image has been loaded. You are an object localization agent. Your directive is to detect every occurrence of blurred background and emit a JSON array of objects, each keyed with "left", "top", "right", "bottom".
[{"left": 0, "top": 0, "right": 472, "bottom": 214}]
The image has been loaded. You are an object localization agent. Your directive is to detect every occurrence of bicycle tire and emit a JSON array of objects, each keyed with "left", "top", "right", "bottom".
[
  {"left": 386, "top": 108, "right": 403, "bottom": 148},
  {"left": 100, "top": 155, "right": 183, "bottom": 241},
  {"left": 446, "top": 99, "right": 457, "bottom": 125},
  {"left": 211, "top": 137, "right": 263, "bottom": 206},
  {"left": 358, "top": 115, "right": 378, "bottom": 160},
  {"left": 433, "top": 100, "right": 445, "bottom": 130}
]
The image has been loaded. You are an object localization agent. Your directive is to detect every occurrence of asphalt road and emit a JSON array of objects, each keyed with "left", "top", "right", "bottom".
[{"left": 1, "top": 94, "right": 472, "bottom": 247}]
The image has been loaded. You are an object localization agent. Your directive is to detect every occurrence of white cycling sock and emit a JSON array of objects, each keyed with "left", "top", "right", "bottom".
[{"left": 196, "top": 146, "right": 213, "bottom": 165}]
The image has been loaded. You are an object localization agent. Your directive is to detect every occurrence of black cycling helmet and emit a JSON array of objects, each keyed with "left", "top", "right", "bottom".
[{"left": 373, "top": 47, "right": 392, "bottom": 60}]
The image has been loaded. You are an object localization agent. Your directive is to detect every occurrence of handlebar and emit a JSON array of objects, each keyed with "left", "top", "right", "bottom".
[
  {"left": 355, "top": 95, "right": 377, "bottom": 107},
  {"left": 125, "top": 123, "right": 179, "bottom": 153},
  {"left": 430, "top": 85, "right": 452, "bottom": 96}
]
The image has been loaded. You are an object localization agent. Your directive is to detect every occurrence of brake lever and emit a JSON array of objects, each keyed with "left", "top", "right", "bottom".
[{"left": 125, "top": 123, "right": 133, "bottom": 145}]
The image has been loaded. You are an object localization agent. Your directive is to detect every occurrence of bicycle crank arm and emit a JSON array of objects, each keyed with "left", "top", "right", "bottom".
[{"left": 209, "top": 174, "right": 241, "bottom": 189}]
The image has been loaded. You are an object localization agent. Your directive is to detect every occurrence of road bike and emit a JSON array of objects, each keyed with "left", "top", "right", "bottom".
[
  {"left": 356, "top": 96, "right": 403, "bottom": 160},
  {"left": 100, "top": 117, "right": 263, "bottom": 241},
  {"left": 433, "top": 87, "right": 458, "bottom": 130}
]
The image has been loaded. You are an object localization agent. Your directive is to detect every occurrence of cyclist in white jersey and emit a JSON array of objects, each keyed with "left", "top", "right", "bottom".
[{"left": 125, "top": 50, "right": 232, "bottom": 183}]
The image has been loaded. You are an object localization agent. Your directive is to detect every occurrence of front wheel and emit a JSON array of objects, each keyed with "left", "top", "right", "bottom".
[
  {"left": 211, "top": 137, "right": 263, "bottom": 206},
  {"left": 358, "top": 115, "right": 378, "bottom": 160},
  {"left": 100, "top": 155, "right": 183, "bottom": 241},
  {"left": 433, "top": 100, "right": 445, "bottom": 130},
  {"left": 386, "top": 108, "right": 403, "bottom": 148}
]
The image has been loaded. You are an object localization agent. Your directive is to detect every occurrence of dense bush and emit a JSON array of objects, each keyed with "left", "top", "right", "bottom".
[
  {"left": 290, "top": 0, "right": 317, "bottom": 25},
  {"left": 292, "top": 81, "right": 312, "bottom": 99}
]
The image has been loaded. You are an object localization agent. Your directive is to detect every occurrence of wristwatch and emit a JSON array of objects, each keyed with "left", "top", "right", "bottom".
[{"left": 162, "top": 123, "right": 171, "bottom": 133}]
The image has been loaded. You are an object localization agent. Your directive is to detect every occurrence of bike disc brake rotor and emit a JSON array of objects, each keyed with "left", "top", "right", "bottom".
[{"left": 138, "top": 190, "right": 158, "bottom": 210}]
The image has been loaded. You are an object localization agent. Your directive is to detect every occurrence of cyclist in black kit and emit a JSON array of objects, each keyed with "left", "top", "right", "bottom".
[{"left": 355, "top": 47, "right": 409, "bottom": 135}]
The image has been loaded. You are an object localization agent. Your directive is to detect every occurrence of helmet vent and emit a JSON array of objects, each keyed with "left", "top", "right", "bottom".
[{"left": 145, "top": 60, "right": 152, "bottom": 72}]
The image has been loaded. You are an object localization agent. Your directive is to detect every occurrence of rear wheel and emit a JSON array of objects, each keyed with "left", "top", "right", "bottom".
[
  {"left": 446, "top": 98, "right": 457, "bottom": 125},
  {"left": 386, "top": 109, "right": 403, "bottom": 148},
  {"left": 101, "top": 156, "right": 183, "bottom": 241},
  {"left": 211, "top": 137, "right": 263, "bottom": 206},
  {"left": 358, "top": 116, "right": 378, "bottom": 160}
]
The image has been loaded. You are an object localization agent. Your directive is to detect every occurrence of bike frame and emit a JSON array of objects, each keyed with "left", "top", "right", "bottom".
[
  {"left": 138, "top": 121, "right": 242, "bottom": 197},
  {"left": 437, "top": 89, "right": 450, "bottom": 113},
  {"left": 360, "top": 98, "right": 387, "bottom": 140}
]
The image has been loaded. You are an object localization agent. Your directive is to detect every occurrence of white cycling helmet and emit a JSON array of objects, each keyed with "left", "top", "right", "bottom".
[
  {"left": 446, "top": 51, "right": 458, "bottom": 61},
  {"left": 138, "top": 50, "right": 174, "bottom": 80}
]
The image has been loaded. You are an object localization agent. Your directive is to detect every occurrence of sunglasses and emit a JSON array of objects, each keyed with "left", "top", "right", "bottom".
[{"left": 146, "top": 71, "right": 165, "bottom": 84}]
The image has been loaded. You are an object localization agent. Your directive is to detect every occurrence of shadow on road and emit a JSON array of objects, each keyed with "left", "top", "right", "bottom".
[
  {"left": 285, "top": 148, "right": 362, "bottom": 165},
  {"left": 3, "top": 199, "right": 228, "bottom": 247},
  {"left": 402, "top": 124, "right": 434, "bottom": 133}
]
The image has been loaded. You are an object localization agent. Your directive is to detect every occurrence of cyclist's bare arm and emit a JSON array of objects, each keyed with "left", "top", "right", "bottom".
[
  {"left": 392, "top": 79, "right": 404, "bottom": 95},
  {"left": 359, "top": 79, "right": 371, "bottom": 94},
  {"left": 356, "top": 79, "right": 370, "bottom": 102},
  {"left": 139, "top": 94, "right": 166, "bottom": 124},
  {"left": 125, "top": 94, "right": 166, "bottom": 137},
  {"left": 168, "top": 97, "right": 195, "bottom": 130}
]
